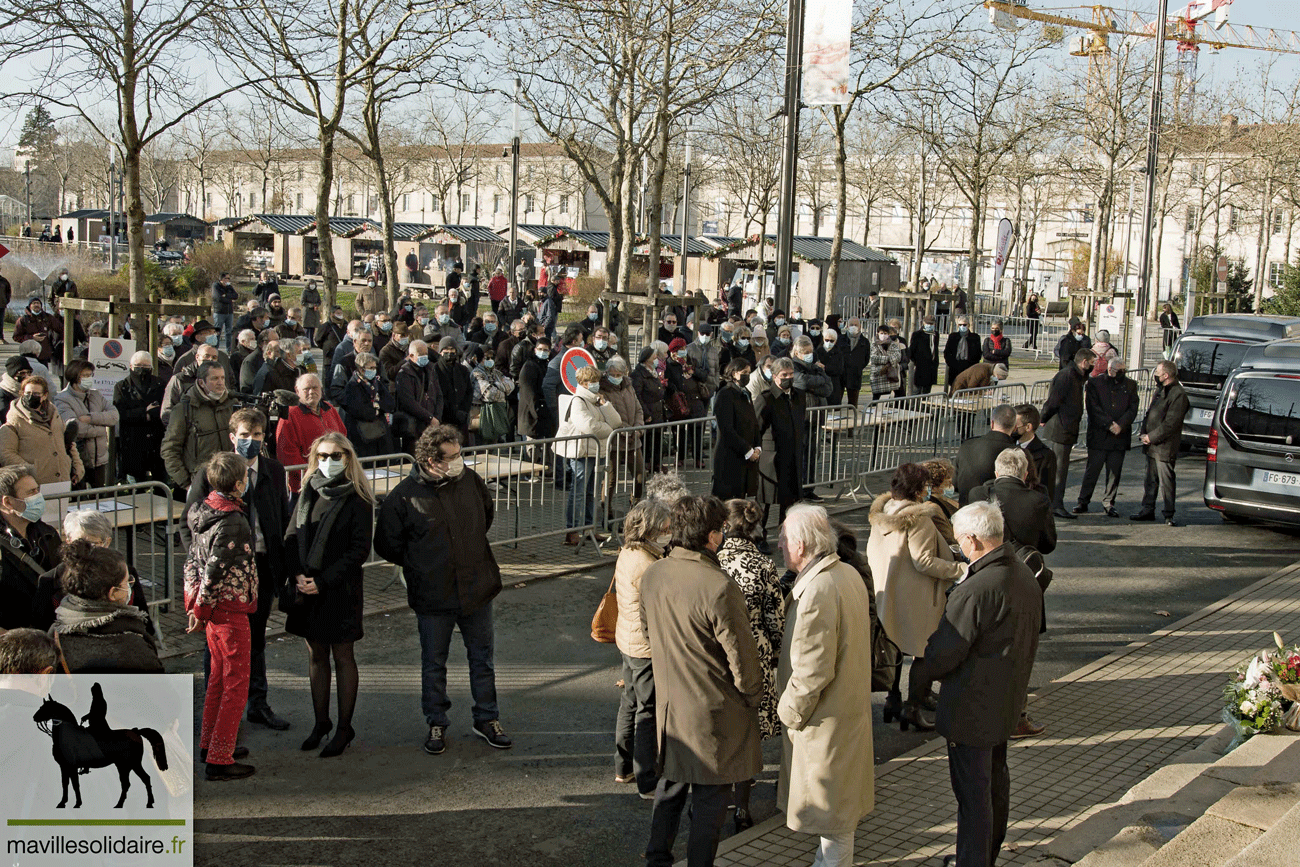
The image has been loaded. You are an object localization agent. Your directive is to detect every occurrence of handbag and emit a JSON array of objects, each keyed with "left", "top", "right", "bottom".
[
  {"left": 871, "top": 618, "right": 901, "bottom": 693},
  {"left": 357, "top": 417, "right": 388, "bottom": 441},
  {"left": 590, "top": 575, "right": 618, "bottom": 643},
  {"left": 666, "top": 391, "right": 690, "bottom": 420}
]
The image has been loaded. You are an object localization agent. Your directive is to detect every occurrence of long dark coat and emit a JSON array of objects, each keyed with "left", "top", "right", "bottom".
[
  {"left": 712, "top": 382, "right": 760, "bottom": 499},
  {"left": 1084, "top": 373, "right": 1140, "bottom": 451},
  {"left": 516, "top": 357, "right": 552, "bottom": 438},
  {"left": 759, "top": 383, "right": 806, "bottom": 508},
  {"left": 113, "top": 369, "right": 166, "bottom": 481},
  {"left": 283, "top": 481, "right": 373, "bottom": 643}
]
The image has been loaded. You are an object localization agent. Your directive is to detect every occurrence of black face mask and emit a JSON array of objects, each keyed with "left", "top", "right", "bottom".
[{"left": 21, "top": 394, "right": 42, "bottom": 410}]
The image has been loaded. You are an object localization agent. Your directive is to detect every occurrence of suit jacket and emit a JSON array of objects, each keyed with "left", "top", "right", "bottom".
[
  {"left": 968, "top": 476, "right": 1057, "bottom": 555},
  {"left": 1141, "top": 380, "right": 1190, "bottom": 461},
  {"left": 1041, "top": 364, "right": 1087, "bottom": 446},
  {"left": 954, "top": 430, "right": 1019, "bottom": 505},
  {"left": 1085, "top": 373, "right": 1140, "bottom": 451},
  {"left": 639, "top": 546, "right": 764, "bottom": 785},
  {"left": 181, "top": 455, "right": 291, "bottom": 591},
  {"left": 917, "top": 545, "right": 1042, "bottom": 748},
  {"left": 909, "top": 329, "right": 941, "bottom": 387},
  {"left": 1022, "top": 435, "right": 1057, "bottom": 496}
]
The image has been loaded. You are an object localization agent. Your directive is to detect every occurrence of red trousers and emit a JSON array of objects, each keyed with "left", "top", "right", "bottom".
[{"left": 199, "top": 608, "right": 251, "bottom": 764}]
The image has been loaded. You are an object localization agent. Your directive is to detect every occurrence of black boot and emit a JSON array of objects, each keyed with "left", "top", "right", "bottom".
[{"left": 882, "top": 691, "right": 903, "bottom": 724}]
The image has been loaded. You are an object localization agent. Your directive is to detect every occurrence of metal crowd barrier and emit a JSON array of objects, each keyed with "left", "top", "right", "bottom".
[
  {"left": 970, "top": 314, "right": 1051, "bottom": 357},
  {"left": 603, "top": 417, "right": 715, "bottom": 522},
  {"left": 51, "top": 480, "right": 177, "bottom": 643},
  {"left": 804, "top": 403, "right": 860, "bottom": 499}
]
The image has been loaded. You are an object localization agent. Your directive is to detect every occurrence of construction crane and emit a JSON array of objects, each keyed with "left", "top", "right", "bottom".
[{"left": 984, "top": 1, "right": 1300, "bottom": 57}]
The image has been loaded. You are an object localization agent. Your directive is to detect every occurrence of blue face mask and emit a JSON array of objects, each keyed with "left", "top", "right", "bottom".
[
  {"left": 380, "top": 322, "right": 393, "bottom": 332},
  {"left": 775, "top": 317, "right": 786, "bottom": 326},
  {"left": 588, "top": 313, "right": 598, "bottom": 321},
  {"left": 739, "top": 338, "right": 750, "bottom": 349},
  {"left": 363, "top": 368, "right": 378, "bottom": 380},
  {"left": 233, "top": 437, "right": 262, "bottom": 460},
  {"left": 415, "top": 354, "right": 430, "bottom": 367},
  {"left": 19, "top": 493, "right": 45, "bottom": 523},
  {"left": 536, "top": 350, "right": 549, "bottom": 360},
  {"left": 205, "top": 334, "right": 219, "bottom": 346},
  {"left": 958, "top": 325, "right": 968, "bottom": 333},
  {"left": 607, "top": 375, "right": 623, "bottom": 386},
  {"left": 721, "top": 332, "right": 733, "bottom": 343},
  {"left": 285, "top": 318, "right": 297, "bottom": 327},
  {"left": 485, "top": 322, "right": 497, "bottom": 333}
]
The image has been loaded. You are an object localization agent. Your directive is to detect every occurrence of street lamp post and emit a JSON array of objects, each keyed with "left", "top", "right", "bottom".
[
  {"left": 773, "top": 0, "right": 807, "bottom": 312},
  {"left": 24, "top": 160, "right": 32, "bottom": 229},
  {"left": 680, "top": 121, "right": 692, "bottom": 299},
  {"left": 508, "top": 79, "right": 522, "bottom": 293},
  {"left": 1128, "top": 0, "right": 1169, "bottom": 370}
]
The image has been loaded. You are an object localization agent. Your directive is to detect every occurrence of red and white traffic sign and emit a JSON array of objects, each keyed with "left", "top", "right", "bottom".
[
  {"left": 559, "top": 347, "right": 595, "bottom": 393},
  {"left": 1216, "top": 256, "right": 1229, "bottom": 282}
]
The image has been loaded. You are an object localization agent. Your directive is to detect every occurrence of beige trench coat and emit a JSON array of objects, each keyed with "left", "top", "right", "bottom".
[
  {"left": 777, "top": 554, "right": 875, "bottom": 835},
  {"left": 866, "top": 494, "right": 966, "bottom": 658}
]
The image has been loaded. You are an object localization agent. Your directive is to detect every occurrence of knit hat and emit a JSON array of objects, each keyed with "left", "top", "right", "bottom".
[
  {"left": 639, "top": 346, "right": 657, "bottom": 365},
  {"left": 668, "top": 337, "right": 687, "bottom": 354},
  {"left": 437, "top": 336, "right": 458, "bottom": 352},
  {"left": 993, "top": 364, "right": 1009, "bottom": 379},
  {"left": 5, "top": 356, "right": 32, "bottom": 377}
]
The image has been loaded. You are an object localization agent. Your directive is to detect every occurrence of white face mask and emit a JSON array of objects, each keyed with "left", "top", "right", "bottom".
[
  {"left": 443, "top": 456, "right": 465, "bottom": 478},
  {"left": 654, "top": 533, "right": 672, "bottom": 547},
  {"left": 319, "top": 457, "right": 346, "bottom": 479}
]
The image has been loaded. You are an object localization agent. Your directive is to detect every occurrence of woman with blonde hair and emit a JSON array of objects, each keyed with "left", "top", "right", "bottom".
[
  {"left": 612, "top": 498, "right": 671, "bottom": 799},
  {"left": 283, "top": 431, "right": 375, "bottom": 758}
]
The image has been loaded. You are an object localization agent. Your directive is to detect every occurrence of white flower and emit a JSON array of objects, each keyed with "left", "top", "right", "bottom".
[{"left": 1241, "top": 700, "right": 1256, "bottom": 716}]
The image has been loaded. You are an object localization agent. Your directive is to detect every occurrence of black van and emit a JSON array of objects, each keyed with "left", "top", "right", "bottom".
[
  {"left": 1172, "top": 315, "right": 1300, "bottom": 448},
  {"left": 1204, "top": 338, "right": 1300, "bottom": 526}
]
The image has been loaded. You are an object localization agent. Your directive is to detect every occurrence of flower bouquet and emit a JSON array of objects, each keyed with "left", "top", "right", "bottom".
[{"left": 1223, "top": 647, "right": 1287, "bottom": 746}]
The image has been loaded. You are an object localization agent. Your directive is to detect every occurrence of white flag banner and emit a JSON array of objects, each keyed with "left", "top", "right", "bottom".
[
  {"left": 803, "top": 0, "right": 853, "bottom": 106},
  {"left": 993, "top": 217, "right": 1015, "bottom": 286}
]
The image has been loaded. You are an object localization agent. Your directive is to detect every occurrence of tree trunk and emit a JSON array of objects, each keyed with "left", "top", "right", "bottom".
[
  {"left": 1253, "top": 180, "right": 1272, "bottom": 312},
  {"left": 315, "top": 130, "right": 341, "bottom": 314},
  {"left": 966, "top": 192, "right": 982, "bottom": 297}
]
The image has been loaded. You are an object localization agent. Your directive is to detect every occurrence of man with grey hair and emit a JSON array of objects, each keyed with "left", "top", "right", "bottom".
[
  {"left": 232, "top": 328, "right": 259, "bottom": 376},
  {"left": 0, "top": 628, "right": 59, "bottom": 674},
  {"left": 776, "top": 504, "right": 874, "bottom": 867},
  {"left": 915, "top": 500, "right": 1042, "bottom": 867},
  {"left": 1075, "top": 356, "right": 1138, "bottom": 517}
]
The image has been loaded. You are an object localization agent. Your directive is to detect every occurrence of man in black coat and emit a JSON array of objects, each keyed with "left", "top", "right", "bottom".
[
  {"left": 758, "top": 358, "right": 806, "bottom": 521},
  {"left": 914, "top": 501, "right": 1042, "bottom": 867},
  {"left": 1040, "top": 348, "right": 1097, "bottom": 520},
  {"left": 943, "top": 315, "right": 982, "bottom": 395},
  {"left": 516, "top": 337, "right": 553, "bottom": 441},
  {"left": 1013, "top": 404, "right": 1057, "bottom": 496},
  {"left": 113, "top": 353, "right": 167, "bottom": 483},
  {"left": 374, "top": 424, "right": 511, "bottom": 753},
  {"left": 816, "top": 328, "right": 847, "bottom": 408},
  {"left": 210, "top": 273, "right": 239, "bottom": 353},
  {"left": 1075, "top": 359, "right": 1139, "bottom": 517},
  {"left": 1056, "top": 317, "right": 1092, "bottom": 369},
  {"left": 954, "top": 404, "right": 1020, "bottom": 505},
  {"left": 394, "top": 340, "right": 443, "bottom": 453},
  {"left": 1132, "top": 361, "right": 1191, "bottom": 526},
  {"left": 839, "top": 318, "right": 870, "bottom": 408},
  {"left": 909, "top": 314, "right": 942, "bottom": 395},
  {"left": 181, "top": 407, "right": 292, "bottom": 731},
  {"left": 434, "top": 338, "right": 473, "bottom": 438}
]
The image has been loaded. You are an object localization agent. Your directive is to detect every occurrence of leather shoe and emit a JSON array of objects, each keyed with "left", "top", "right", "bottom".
[
  {"left": 1130, "top": 512, "right": 1156, "bottom": 522},
  {"left": 1011, "top": 714, "right": 1046, "bottom": 739},
  {"left": 200, "top": 745, "right": 248, "bottom": 762},
  {"left": 1053, "top": 508, "right": 1077, "bottom": 520},
  {"left": 1165, "top": 518, "right": 1180, "bottom": 527},
  {"left": 1071, "top": 503, "right": 1088, "bottom": 514},
  {"left": 1103, "top": 507, "right": 1120, "bottom": 518},
  {"left": 247, "top": 707, "right": 290, "bottom": 730}
]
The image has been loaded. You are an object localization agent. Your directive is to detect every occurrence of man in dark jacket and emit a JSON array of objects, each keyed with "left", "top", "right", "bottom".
[
  {"left": 394, "top": 340, "right": 443, "bottom": 453},
  {"left": 1013, "top": 404, "right": 1056, "bottom": 496},
  {"left": 759, "top": 358, "right": 807, "bottom": 521},
  {"left": 1040, "top": 348, "right": 1097, "bottom": 519},
  {"left": 1056, "top": 317, "right": 1092, "bottom": 369},
  {"left": 816, "top": 327, "right": 847, "bottom": 407},
  {"left": 543, "top": 325, "right": 583, "bottom": 424},
  {"left": 1075, "top": 359, "right": 1139, "bottom": 517},
  {"left": 955, "top": 404, "right": 1020, "bottom": 505},
  {"left": 374, "top": 424, "right": 512, "bottom": 754},
  {"left": 113, "top": 352, "right": 167, "bottom": 483},
  {"left": 434, "top": 338, "right": 472, "bottom": 437},
  {"left": 943, "top": 316, "right": 982, "bottom": 395},
  {"left": 517, "top": 337, "right": 553, "bottom": 442},
  {"left": 1132, "top": 361, "right": 1191, "bottom": 526},
  {"left": 0, "top": 266, "right": 10, "bottom": 344},
  {"left": 211, "top": 273, "right": 239, "bottom": 353},
  {"left": 181, "top": 407, "right": 292, "bottom": 730},
  {"left": 915, "top": 500, "right": 1042, "bottom": 867},
  {"left": 909, "top": 314, "right": 941, "bottom": 396},
  {"left": 840, "top": 318, "right": 871, "bottom": 407}
]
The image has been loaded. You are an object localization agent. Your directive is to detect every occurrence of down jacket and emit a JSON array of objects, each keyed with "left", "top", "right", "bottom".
[
  {"left": 613, "top": 541, "right": 664, "bottom": 659},
  {"left": 54, "top": 384, "right": 119, "bottom": 470},
  {"left": 1, "top": 399, "right": 84, "bottom": 486}
]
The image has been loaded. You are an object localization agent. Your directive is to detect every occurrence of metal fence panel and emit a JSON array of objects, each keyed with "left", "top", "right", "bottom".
[{"left": 804, "top": 403, "right": 860, "bottom": 498}]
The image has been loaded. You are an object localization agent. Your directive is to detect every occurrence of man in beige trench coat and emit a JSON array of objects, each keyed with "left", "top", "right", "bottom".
[
  {"left": 640, "top": 495, "right": 764, "bottom": 867},
  {"left": 776, "top": 504, "right": 875, "bottom": 867}
]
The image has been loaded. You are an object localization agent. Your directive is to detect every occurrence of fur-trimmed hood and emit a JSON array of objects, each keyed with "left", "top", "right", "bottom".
[{"left": 868, "top": 493, "right": 946, "bottom": 536}]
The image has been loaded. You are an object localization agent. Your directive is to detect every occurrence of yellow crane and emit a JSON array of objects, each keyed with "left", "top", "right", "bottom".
[{"left": 984, "top": 1, "right": 1300, "bottom": 57}]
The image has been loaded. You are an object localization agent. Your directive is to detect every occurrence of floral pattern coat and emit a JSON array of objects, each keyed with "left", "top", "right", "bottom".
[{"left": 718, "top": 536, "right": 787, "bottom": 739}]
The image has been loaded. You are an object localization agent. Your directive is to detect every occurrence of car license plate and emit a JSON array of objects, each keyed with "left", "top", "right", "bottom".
[
  {"left": 1257, "top": 469, "right": 1300, "bottom": 489},
  {"left": 1197, "top": 408, "right": 1216, "bottom": 421}
]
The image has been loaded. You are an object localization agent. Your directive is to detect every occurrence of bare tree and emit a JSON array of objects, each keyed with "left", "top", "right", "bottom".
[
  {"left": 417, "top": 95, "right": 495, "bottom": 226},
  {"left": 177, "top": 107, "right": 224, "bottom": 219},
  {"left": 1, "top": 0, "right": 251, "bottom": 299},
  {"left": 706, "top": 84, "right": 782, "bottom": 237}
]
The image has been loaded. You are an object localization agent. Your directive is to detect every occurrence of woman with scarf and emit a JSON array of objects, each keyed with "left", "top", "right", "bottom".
[
  {"left": 981, "top": 319, "right": 1012, "bottom": 369},
  {"left": 283, "top": 432, "right": 375, "bottom": 758},
  {"left": 341, "top": 352, "right": 395, "bottom": 458},
  {"left": 0, "top": 375, "right": 83, "bottom": 486},
  {"left": 468, "top": 345, "right": 514, "bottom": 445},
  {"left": 50, "top": 539, "right": 163, "bottom": 673}
]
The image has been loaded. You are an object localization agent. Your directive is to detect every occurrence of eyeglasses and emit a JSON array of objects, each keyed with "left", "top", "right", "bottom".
[
  {"left": 317, "top": 451, "right": 345, "bottom": 461},
  {"left": 432, "top": 451, "right": 461, "bottom": 465}
]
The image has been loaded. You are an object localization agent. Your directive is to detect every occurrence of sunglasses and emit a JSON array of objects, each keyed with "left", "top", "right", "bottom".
[{"left": 317, "top": 451, "right": 346, "bottom": 461}]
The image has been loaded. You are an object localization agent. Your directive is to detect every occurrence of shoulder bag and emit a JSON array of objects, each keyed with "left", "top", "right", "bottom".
[{"left": 590, "top": 574, "right": 618, "bottom": 643}]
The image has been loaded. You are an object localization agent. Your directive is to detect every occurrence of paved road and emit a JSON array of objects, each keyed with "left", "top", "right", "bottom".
[{"left": 184, "top": 454, "right": 1300, "bottom": 867}]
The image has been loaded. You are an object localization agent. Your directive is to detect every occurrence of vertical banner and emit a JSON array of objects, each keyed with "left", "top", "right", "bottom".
[
  {"left": 802, "top": 0, "right": 853, "bottom": 106},
  {"left": 993, "top": 217, "right": 1015, "bottom": 287}
]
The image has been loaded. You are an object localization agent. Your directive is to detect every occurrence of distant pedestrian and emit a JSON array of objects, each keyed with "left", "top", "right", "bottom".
[
  {"left": 1055, "top": 318, "right": 1092, "bottom": 369},
  {"left": 1131, "top": 360, "right": 1189, "bottom": 526},
  {"left": 1040, "top": 348, "right": 1096, "bottom": 519},
  {"left": 909, "top": 314, "right": 941, "bottom": 396},
  {"left": 981, "top": 320, "right": 1012, "bottom": 368},
  {"left": 1075, "top": 359, "right": 1138, "bottom": 516},
  {"left": 1159, "top": 303, "right": 1181, "bottom": 354},
  {"left": 758, "top": 357, "right": 806, "bottom": 523},
  {"left": 1023, "top": 294, "right": 1041, "bottom": 349}
]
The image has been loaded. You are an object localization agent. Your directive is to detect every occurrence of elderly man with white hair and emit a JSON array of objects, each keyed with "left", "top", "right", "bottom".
[
  {"left": 914, "top": 500, "right": 1042, "bottom": 867},
  {"left": 113, "top": 350, "right": 168, "bottom": 483},
  {"left": 275, "top": 372, "right": 346, "bottom": 492},
  {"left": 776, "top": 504, "right": 874, "bottom": 867}
]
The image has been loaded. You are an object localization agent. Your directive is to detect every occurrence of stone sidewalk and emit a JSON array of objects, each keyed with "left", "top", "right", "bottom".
[{"left": 702, "top": 559, "right": 1300, "bottom": 867}]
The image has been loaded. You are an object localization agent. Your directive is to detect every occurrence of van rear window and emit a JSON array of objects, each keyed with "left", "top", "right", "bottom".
[
  {"left": 1224, "top": 376, "right": 1300, "bottom": 446},
  {"left": 1175, "top": 338, "right": 1250, "bottom": 391}
]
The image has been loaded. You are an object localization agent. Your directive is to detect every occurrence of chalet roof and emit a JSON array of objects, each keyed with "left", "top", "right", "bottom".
[{"left": 705, "top": 234, "right": 896, "bottom": 264}]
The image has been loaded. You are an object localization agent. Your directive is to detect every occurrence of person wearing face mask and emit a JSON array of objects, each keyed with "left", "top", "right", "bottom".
[
  {"left": 112, "top": 352, "right": 166, "bottom": 484},
  {"left": 554, "top": 365, "right": 623, "bottom": 545},
  {"left": 394, "top": 340, "right": 444, "bottom": 454},
  {"left": 467, "top": 346, "right": 514, "bottom": 445},
  {"left": 280, "top": 432, "right": 375, "bottom": 759},
  {"left": 329, "top": 330, "right": 374, "bottom": 410},
  {"left": 766, "top": 309, "right": 789, "bottom": 347},
  {"left": 13, "top": 298, "right": 63, "bottom": 365},
  {"left": 1012, "top": 404, "right": 1056, "bottom": 497},
  {"left": 467, "top": 312, "right": 504, "bottom": 352},
  {"left": 393, "top": 295, "right": 416, "bottom": 327},
  {"left": 375, "top": 424, "right": 514, "bottom": 754},
  {"left": 487, "top": 266, "right": 509, "bottom": 314},
  {"left": 50, "top": 268, "right": 79, "bottom": 313},
  {"left": 712, "top": 359, "right": 761, "bottom": 500},
  {"left": 1, "top": 375, "right": 83, "bottom": 487},
  {"left": 721, "top": 325, "right": 754, "bottom": 371},
  {"left": 587, "top": 326, "right": 615, "bottom": 369},
  {"left": 982, "top": 319, "right": 1013, "bottom": 369},
  {"left": 771, "top": 326, "right": 794, "bottom": 359},
  {"left": 182, "top": 409, "right": 293, "bottom": 733},
  {"left": 600, "top": 356, "right": 644, "bottom": 507},
  {"left": 51, "top": 539, "right": 161, "bottom": 673},
  {"left": 1055, "top": 317, "right": 1092, "bottom": 370},
  {"left": 54, "top": 360, "right": 119, "bottom": 490},
  {"left": 379, "top": 322, "right": 412, "bottom": 382},
  {"left": 1132, "top": 361, "right": 1189, "bottom": 526},
  {"left": 833, "top": 317, "right": 866, "bottom": 407},
  {"left": 685, "top": 324, "right": 722, "bottom": 392},
  {"left": 277, "top": 374, "right": 347, "bottom": 490},
  {"left": 759, "top": 358, "right": 807, "bottom": 525},
  {"left": 184, "top": 450, "right": 260, "bottom": 780},
  {"left": 517, "top": 336, "right": 555, "bottom": 448},
  {"left": 426, "top": 303, "right": 466, "bottom": 349},
  {"left": 161, "top": 360, "right": 236, "bottom": 491},
  {"left": 631, "top": 346, "right": 667, "bottom": 472},
  {"left": 1040, "top": 348, "right": 1098, "bottom": 519},
  {"left": 433, "top": 337, "right": 473, "bottom": 440},
  {"left": 0, "top": 465, "right": 63, "bottom": 629},
  {"left": 211, "top": 273, "right": 240, "bottom": 353},
  {"left": 369, "top": 314, "right": 395, "bottom": 356},
  {"left": 157, "top": 337, "right": 177, "bottom": 385},
  {"left": 231, "top": 328, "right": 259, "bottom": 377},
  {"left": 869, "top": 326, "right": 904, "bottom": 401},
  {"left": 298, "top": 279, "right": 322, "bottom": 344},
  {"left": 340, "top": 354, "right": 396, "bottom": 458},
  {"left": 1074, "top": 359, "right": 1138, "bottom": 518},
  {"left": 0, "top": 355, "right": 32, "bottom": 422},
  {"left": 943, "top": 316, "right": 982, "bottom": 396},
  {"left": 815, "top": 328, "right": 847, "bottom": 407},
  {"left": 276, "top": 307, "right": 307, "bottom": 342},
  {"left": 665, "top": 338, "right": 710, "bottom": 467},
  {"left": 315, "top": 306, "right": 348, "bottom": 361},
  {"left": 1024, "top": 293, "right": 1042, "bottom": 349}
]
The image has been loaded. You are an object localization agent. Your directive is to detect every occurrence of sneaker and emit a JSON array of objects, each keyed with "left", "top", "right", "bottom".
[
  {"left": 639, "top": 790, "right": 656, "bottom": 801},
  {"left": 472, "top": 720, "right": 513, "bottom": 749},
  {"left": 423, "top": 725, "right": 447, "bottom": 755},
  {"left": 205, "top": 761, "right": 256, "bottom": 781}
]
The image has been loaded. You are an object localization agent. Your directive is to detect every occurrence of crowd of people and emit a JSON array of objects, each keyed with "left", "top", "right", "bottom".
[{"left": 0, "top": 264, "right": 1199, "bottom": 867}]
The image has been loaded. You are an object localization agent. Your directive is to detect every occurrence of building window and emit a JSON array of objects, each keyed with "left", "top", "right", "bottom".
[
  {"left": 402, "top": 194, "right": 410, "bottom": 211},
  {"left": 297, "top": 167, "right": 304, "bottom": 181},
  {"left": 249, "top": 192, "right": 256, "bottom": 209},
  {"left": 346, "top": 193, "right": 355, "bottom": 212},
  {"left": 495, "top": 165, "right": 502, "bottom": 182},
  {"left": 1267, "top": 262, "right": 1283, "bottom": 288},
  {"left": 1272, "top": 209, "right": 1285, "bottom": 234},
  {"left": 1189, "top": 163, "right": 1202, "bottom": 184},
  {"left": 369, "top": 196, "right": 377, "bottom": 213},
  {"left": 403, "top": 166, "right": 411, "bottom": 182},
  {"left": 296, "top": 192, "right": 303, "bottom": 209},
  {"left": 431, "top": 195, "right": 440, "bottom": 211},
  {"left": 1229, "top": 206, "right": 1239, "bottom": 232},
  {"left": 1185, "top": 206, "right": 1196, "bottom": 232},
  {"left": 1082, "top": 204, "right": 1093, "bottom": 223},
  {"left": 525, "top": 194, "right": 534, "bottom": 213},
  {"left": 559, "top": 196, "right": 569, "bottom": 215},
  {"left": 206, "top": 192, "right": 212, "bottom": 206},
  {"left": 461, "top": 192, "right": 470, "bottom": 211},
  {"left": 493, "top": 194, "right": 502, "bottom": 214}
]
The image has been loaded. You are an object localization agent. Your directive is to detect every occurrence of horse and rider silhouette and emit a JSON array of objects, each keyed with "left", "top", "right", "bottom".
[{"left": 32, "top": 683, "right": 169, "bottom": 809}]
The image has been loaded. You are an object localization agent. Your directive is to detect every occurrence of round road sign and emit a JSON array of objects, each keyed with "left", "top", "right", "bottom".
[
  {"left": 102, "top": 340, "right": 124, "bottom": 359},
  {"left": 1216, "top": 256, "right": 1229, "bottom": 282},
  {"left": 560, "top": 347, "right": 595, "bottom": 393}
]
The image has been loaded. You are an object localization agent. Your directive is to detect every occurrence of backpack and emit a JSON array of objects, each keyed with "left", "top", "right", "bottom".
[
  {"left": 1091, "top": 343, "right": 1117, "bottom": 377},
  {"left": 1009, "top": 539, "right": 1052, "bottom": 592}
]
